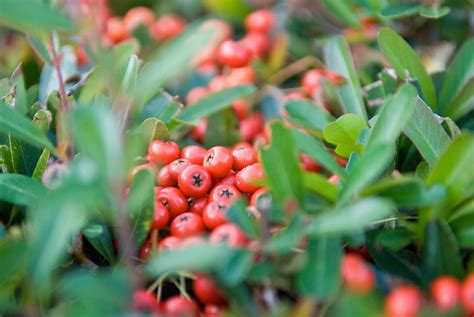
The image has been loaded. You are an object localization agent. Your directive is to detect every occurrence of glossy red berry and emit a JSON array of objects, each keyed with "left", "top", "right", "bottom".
[
  {"left": 300, "top": 153, "right": 320, "bottom": 172},
  {"left": 302, "top": 69, "right": 324, "bottom": 96},
  {"left": 193, "top": 119, "right": 207, "bottom": 142},
  {"left": 430, "top": 276, "right": 461, "bottom": 311},
  {"left": 170, "top": 212, "right": 206, "bottom": 238},
  {"left": 123, "top": 7, "right": 155, "bottom": 32},
  {"left": 250, "top": 187, "right": 269, "bottom": 207},
  {"left": 204, "top": 305, "right": 224, "bottom": 317},
  {"left": 181, "top": 145, "right": 207, "bottom": 165},
  {"left": 132, "top": 290, "right": 160, "bottom": 314},
  {"left": 157, "top": 165, "right": 176, "bottom": 187},
  {"left": 209, "top": 184, "right": 241, "bottom": 204},
  {"left": 158, "top": 236, "right": 181, "bottom": 252},
  {"left": 203, "top": 146, "right": 233, "bottom": 179},
  {"left": 188, "top": 195, "right": 208, "bottom": 215},
  {"left": 106, "top": 17, "right": 128, "bottom": 44},
  {"left": 385, "top": 285, "right": 422, "bottom": 317},
  {"left": 461, "top": 274, "right": 474, "bottom": 313},
  {"left": 244, "top": 9, "right": 274, "bottom": 33},
  {"left": 178, "top": 164, "right": 212, "bottom": 198},
  {"left": 215, "top": 173, "right": 236, "bottom": 186},
  {"left": 241, "top": 31, "right": 271, "bottom": 57},
  {"left": 193, "top": 274, "right": 227, "bottom": 305},
  {"left": 226, "top": 66, "right": 256, "bottom": 85},
  {"left": 161, "top": 296, "right": 199, "bottom": 317},
  {"left": 217, "top": 40, "right": 252, "bottom": 68},
  {"left": 139, "top": 238, "right": 157, "bottom": 261},
  {"left": 341, "top": 253, "right": 375, "bottom": 294},
  {"left": 168, "top": 158, "right": 192, "bottom": 180},
  {"left": 209, "top": 223, "right": 248, "bottom": 248},
  {"left": 231, "top": 99, "right": 250, "bottom": 120},
  {"left": 156, "top": 187, "right": 188, "bottom": 219},
  {"left": 232, "top": 143, "right": 258, "bottom": 170},
  {"left": 150, "top": 201, "right": 170, "bottom": 231},
  {"left": 149, "top": 13, "right": 186, "bottom": 41},
  {"left": 235, "top": 163, "right": 265, "bottom": 193},
  {"left": 148, "top": 140, "right": 180, "bottom": 165},
  {"left": 239, "top": 113, "right": 264, "bottom": 142},
  {"left": 203, "top": 201, "right": 229, "bottom": 230}
]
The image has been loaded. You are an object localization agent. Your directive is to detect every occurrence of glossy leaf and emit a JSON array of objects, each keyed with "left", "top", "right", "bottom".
[
  {"left": 83, "top": 223, "right": 116, "bottom": 264},
  {"left": 323, "top": 114, "right": 368, "bottom": 158},
  {"left": 0, "top": 173, "right": 47, "bottom": 206}
]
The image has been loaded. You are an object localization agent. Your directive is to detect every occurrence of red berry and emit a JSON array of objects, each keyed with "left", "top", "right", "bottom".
[
  {"left": 203, "top": 201, "right": 230, "bottom": 230},
  {"left": 239, "top": 113, "right": 264, "bottom": 142},
  {"left": 150, "top": 201, "right": 170, "bottom": 231},
  {"left": 244, "top": 9, "right": 274, "bottom": 33},
  {"left": 208, "top": 75, "right": 228, "bottom": 92},
  {"left": 181, "top": 145, "right": 207, "bottom": 165},
  {"left": 170, "top": 212, "right": 206, "bottom": 238},
  {"left": 461, "top": 275, "right": 474, "bottom": 313},
  {"left": 217, "top": 40, "right": 252, "bottom": 68},
  {"left": 106, "top": 17, "right": 128, "bottom": 44},
  {"left": 188, "top": 195, "right": 208, "bottom": 215},
  {"left": 123, "top": 7, "right": 155, "bottom": 32},
  {"left": 157, "top": 165, "right": 176, "bottom": 187},
  {"left": 215, "top": 173, "right": 236, "bottom": 186},
  {"left": 168, "top": 158, "right": 192, "bottom": 180},
  {"left": 209, "top": 223, "right": 248, "bottom": 248},
  {"left": 241, "top": 32, "right": 271, "bottom": 57},
  {"left": 139, "top": 238, "right": 157, "bottom": 261},
  {"left": 302, "top": 69, "right": 324, "bottom": 96},
  {"left": 204, "top": 305, "right": 224, "bottom": 317},
  {"left": 226, "top": 66, "right": 256, "bottom": 86},
  {"left": 148, "top": 140, "right": 180, "bottom": 165},
  {"left": 300, "top": 153, "right": 320, "bottom": 172},
  {"left": 186, "top": 87, "right": 209, "bottom": 105},
  {"left": 133, "top": 290, "right": 160, "bottom": 314},
  {"left": 161, "top": 296, "right": 199, "bottom": 317},
  {"left": 431, "top": 276, "right": 461, "bottom": 311},
  {"left": 158, "top": 236, "right": 181, "bottom": 252},
  {"left": 193, "top": 274, "right": 227, "bottom": 305},
  {"left": 209, "top": 184, "right": 241, "bottom": 204},
  {"left": 193, "top": 119, "right": 207, "bottom": 142},
  {"left": 231, "top": 99, "right": 250, "bottom": 120},
  {"left": 341, "top": 253, "right": 375, "bottom": 294},
  {"left": 385, "top": 286, "right": 422, "bottom": 317},
  {"left": 232, "top": 143, "right": 258, "bottom": 170},
  {"left": 235, "top": 163, "right": 265, "bottom": 193},
  {"left": 149, "top": 13, "right": 186, "bottom": 41},
  {"left": 178, "top": 164, "right": 212, "bottom": 198},
  {"left": 250, "top": 187, "right": 268, "bottom": 207},
  {"left": 156, "top": 187, "right": 188, "bottom": 219},
  {"left": 203, "top": 146, "right": 233, "bottom": 179}
]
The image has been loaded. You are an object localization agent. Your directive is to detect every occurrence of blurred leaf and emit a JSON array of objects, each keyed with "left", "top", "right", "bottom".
[
  {"left": 376, "top": 227, "right": 414, "bottom": 251},
  {"left": 227, "top": 199, "right": 259, "bottom": 240},
  {"left": 176, "top": 85, "right": 256, "bottom": 125},
  {"left": 403, "top": 98, "right": 451, "bottom": 166},
  {"left": 445, "top": 78, "right": 474, "bottom": 120},
  {"left": 138, "top": 92, "right": 180, "bottom": 124},
  {"left": 421, "top": 219, "right": 463, "bottom": 286},
  {"left": 323, "top": 114, "right": 368, "bottom": 158},
  {"left": 261, "top": 122, "right": 305, "bottom": 208},
  {"left": 0, "top": 102, "right": 55, "bottom": 151},
  {"left": 365, "top": 84, "right": 417, "bottom": 151},
  {"left": 296, "top": 236, "right": 342, "bottom": 299},
  {"left": 380, "top": 4, "right": 421, "bottom": 19},
  {"left": 27, "top": 37, "right": 51, "bottom": 63},
  {"left": 304, "top": 172, "right": 339, "bottom": 203},
  {"left": 10, "top": 65, "right": 28, "bottom": 114},
  {"left": 292, "top": 129, "right": 346, "bottom": 177},
  {"left": 306, "top": 198, "right": 394, "bottom": 236},
  {"left": 324, "top": 36, "right": 367, "bottom": 119},
  {"left": 449, "top": 201, "right": 474, "bottom": 248},
  {"left": 202, "top": 0, "right": 250, "bottom": 22},
  {"left": 264, "top": 215, "right": 305, "bottom": 254},
  {"left": 285, "top": 100, "right": 335, "bottom": 133},
  {"left": 0, "top": 0, "right": 74, "bottom": 38},
  {"left": 440, "top": 38, "right": 474, "bottom": 116},
  {"left": 118, "top": 54, "right": 139, "bottom": 116},
  {"left": 9, "top": 135, "right": 42, "bottom": 176},
  {"left": 126, "top": 169, "right": 154, "bottom": 247},
  {"left": 0, "top": 239, "right": 28, "bottom": 293},
  {"left": 0, "top": 173, "right": 47, "bottom": 206},
  {"left": 378, "top": 28, "right": 437, "bottom": 110},
  {"left": 330, "top": 292, "right": 383, "bottom": 317},
  {"left": 139, "top": 118, "right": 170, "bottom": 143},
  {"left": 204, "top": 108, "right": 241, "bottom": 147},
  {"left": 419, "top": 6, "right": 450, "bottom": 19},
  {"left": 321, "top": 0, "right": 361, "bottom": 28},
  {"left": 83, "top": 223, "right": 116, "bottom": 264},
  {"left": 0, "top": 145, "right": 13, "bottom": 173},
  {"left": 216, "top": 248, "right": 252, "bottom": 287}
]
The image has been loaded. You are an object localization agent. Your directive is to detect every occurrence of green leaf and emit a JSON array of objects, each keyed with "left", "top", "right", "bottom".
[
  {"left": 126, "top": 169, "right": 154, "bottom": 247},
  {"left": 304, "top": 172, "right": 339, "bottom": 203},
  {"left": 27, "top": 37, "right": 51, "bottom": 63},
  {"left": 380, "top": 4, "right": 421, "bottom": 19},
  {"left": 0, "top": 173, "right": 47, "bottom": 206},
  {"left": 0, "top": 102, "right": 54, "bottom": 151},
  {"left": 365, "top": 84, "right": 417, "bottom": 151},
  {"left": 376, "top": 227, "right": 414, "bottom": 251},
  {"left": 306, "top": 198, "right": 394, "bottom": 236},
  {"left": 427, "top": 133, "right": 474, "bottom": 210},
  {"left": 204, "top": 108, "right": 241, "bottom": 147},
  {"left": 9, "top": 135, "right": 42, "bottom": 176},
  {"left": 419, "top": 5, "right": 450, "bottom": 19},
  {"left": 0, "top": 239, "right": 28, "bottom": 294},
  {"left": 227, "top": 199, "right": 259, "bottom": 240},
  {"left": 0, "top": 0, "right": 74, "bottom": 38},
  {"left": 440, "top": 38, "right": 474, "bottom": 116},
  {"left": 421, "top": 219, "right": 463, "bottom": 286},
  {"left": 83, "top": 223, "right": 116, "bottom": 264},
  {"left": 261, "top": 122, "right": 305, "bottom": 207},
  {"left": 445, "top": 78, "right": 474, "bottom": 120},
  {"left": 296, "top": 236, "right": 342, "bottom": 299},
  {"left": 339, "top": 142, "right": 395, "bottom": 204},
  {"left": 378, "top": 28, "right": 437, "bottom": 110},
  {"left": 324, "top": 36, "right": 367, "bottom": 119},
  {"left": 292, "top": 129, "right": 345, "bottom": 177},
  {"left": 321, "top": 0, "right": 361, "bottom": 28},
  {"left": 449, "top": 201, "right": 474, "bottom": 248},
  {"left": 403, "top": 98, "right": 451, "bottom": 166},
  {"left": 176, "top": 85, "right": 256, "bottom": 125},
  {"left": 285, "top": 99, "right": 335, "bottom": 133},
  {"left": 323, "top": 114, "right": 368, "bottom": 158},
  {"left": 139, "top": 118, "right": 170, "bottom": 143},
  {"left": 10, "top": 65, "right": 28, "bottom": 114},
  {"left": 264, "top": 215, "right": 305, "bottom": 254},
  {"left": 215, "top": 248, "right": 252, "bottom": 287}
]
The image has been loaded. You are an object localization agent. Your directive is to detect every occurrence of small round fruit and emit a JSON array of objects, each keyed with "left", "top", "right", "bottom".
[
  {"left": 461, "top": 275, "right": 474, "bottom": 313},
  {"left": 168, "top": 158, "right": 192, "bottom": 180},
  {"left": 123, "top": 6, "right": 155, "bottom": 32},
  {"left": 209, "top": 184, "right": 241, "bottom": 204},
  {"left": 193, "top": 119, "right": 207, "bottom": 142},
  {"left": 186, "top": 87, "right": 209, "bottom": 105},
  {"left": 385, "top": 286, "right": 422, "bottom": 317},
  {"left": 215, "top": 173, "right": 236, "bottom": 186},
  {"left": 148, "top": 140, "right": 180, "bottom": 165},
  {"left": 178, "top": 165, "right": 212, "bottom": 198},
  {"left": 203, "top": 146, "right": 233, "bottom": 179},
  {"left": 302, "top": 69, "right": 324, "bottom": 96},
  {"left": 341, "top": 253, "right": 375, "bottom": 294},
  {"left": 158, "top": 236, "right": 181, "bottom": 252},
  {"left": 250, "top": 187, "right": 269, "bottom": 207},
  {"left": 244, "top": 9, "right": 274, "bottom": 33},
  {"left": 203, "top": 201, "right": 229, "bottom": 230},
  {"left": 157, "top": 165, "right": 176, "bottom": 187},
  {"left": 239, "top": 113, "right": 264, "bottom": 142},
  {"left": 231, "top": 99, "right": 250, "bottom": 120},
  {"left": 235, "top": 163, "right": 265, "bottom": 193},
  {"left": 209, "top": 223, "right": 248, "bottom": 248},
  {"left": 181, "top": 145, "right": 207, "bottom": 165},
  {"left": 149, "top": 13, "right": 186, "bottom": 41},
  {"left": 161, "top": 296, "right": 199, "bottom": 317},
  {"left": 156, "top": 187, "right": 188, "bottom": 219},
  {"left": 300, "top": 153, "right": 320, "bottom": 172},
  {"left": 204, "top": 305, "right": 224, "bottom": 317},
  {"left": 208, "top": 75, "right": 228, "bottom": 92},
  {"left": 216, "top": 40, "right": 252, "bottom": 68},
  {"left": 431, "top": 276, "right": 461, "bottom": 311},
  {"left": 188, "top": 195, "right": 208, "bottom": 215},
  {"left": 241, "top": 31, "right": 271, "bottom": 57},
  {"left": 232, "top": 143, "right": 258, "bottom": 170},
  {"left": 193, "top": 274, "right": 227, "bottom": 305},
  {"left": 150, "top": 201, "right": 170, "bottom": 231},
  {"left": 139, "top": 238, "right": 156, "bottom": 261},
  {"left": 106, "top": 17, "right": 128, "bottom": 43},
  {"left": 170, "top": 212, "right": 206, "bottom": 238},
  {"left": 133, "top": 290, "right": 160, "bottom": 314}
]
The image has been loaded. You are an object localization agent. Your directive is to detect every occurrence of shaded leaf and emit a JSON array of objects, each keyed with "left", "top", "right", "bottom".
[
  {"left": 0, "top": 174, "right": 47, "bottom": 206},
  {"left": 83, "top": 223, "right": 116, "bottom": 264}
]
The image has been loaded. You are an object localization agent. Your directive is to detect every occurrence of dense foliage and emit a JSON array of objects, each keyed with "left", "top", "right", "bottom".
[{"left": 0, "top": 0, "right": 473, "bottom": 316}]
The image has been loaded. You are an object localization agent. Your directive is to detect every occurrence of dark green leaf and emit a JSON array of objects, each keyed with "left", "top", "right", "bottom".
[
  {"left": 216, "top": 248, "right": 252, "bottom": 287},
  {"left": 323, "top": 113, "right": 368, "bottom": 158},
  {"left": 227, "top": 199, "right": 259, "bottom": 240},
  {"left": 376, "top": 227, "right": 414, "bottom": 251},
  {"left": 324, "top": 36, "right": 367, "bottom": 119},
  {"left": 378, "top": 28, "right": 437, "bottom": 109},
  {"left": 445, "top": 78, "right": 474, "bottom": 120},
  {"left": 0, "top": 173, "right": 47, "bottom": 206},
  {"left": 449, "top": 201, "right": 474, "bottom": 248},
  {"left": 204, "top": 108, "right": 241, "bottom": 147},
  {"left": 0, "top": 239, "right": 28, "bottom": 293},
  {"left": 285, "top": 99, "right": 335, "bottom": 133},
  {"left": 380, "top": 4, "right": 421, "bottom": 18},
  {"left": 83, "top": 223, "right": 116, "bottom": 264},
  {"left": 176, "top": 85, "right": 256, "bottom": 125},
  {"left": 264, "top": 215, "right": 305, "bottom": 254},
  {"left": 8, "top": 135, "right": 42, "bottom": 176}
]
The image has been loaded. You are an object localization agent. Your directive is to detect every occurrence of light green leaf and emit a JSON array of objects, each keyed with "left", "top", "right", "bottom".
[
  {"left": 0, "top": 173, "right": 47, "bottom": 206},
  {"left": 323, "top": 113, "right": 368, "bottom": 158},
  {"left": 419, "top": 5, "right": 450, "bottom": 19},
  {"left": 321, "top": 0, "right": 361, "bottom": 28},
  {"left": 285, "top": 99, "right": 335, "bottom": 133},
  {"left": 445, "top": 78, "right": 474, "bottom": 120},
  {"left": 304, "top": 172, "right": 339, "bottom": 203}
]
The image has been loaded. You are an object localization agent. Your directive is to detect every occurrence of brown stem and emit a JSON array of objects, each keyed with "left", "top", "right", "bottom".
[{"left": 268, "top": 56, "right": 323, "bottom": 85}]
